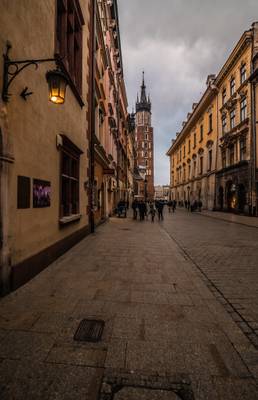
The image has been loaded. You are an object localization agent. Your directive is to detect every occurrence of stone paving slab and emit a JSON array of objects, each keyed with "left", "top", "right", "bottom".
[{"left": 0, "top": 214, "right": 258, "bottom": 398}]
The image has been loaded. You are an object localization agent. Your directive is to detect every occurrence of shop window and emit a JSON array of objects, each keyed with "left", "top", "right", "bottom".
[
  {"left": 17, "top": 176, "right": 30, "bottom": 209},
  {"left": 56, "top": 0, "right": 84, "bottom": 94},
  {"left": 59, "top": 135, "right": 83, "bottom": 218}
]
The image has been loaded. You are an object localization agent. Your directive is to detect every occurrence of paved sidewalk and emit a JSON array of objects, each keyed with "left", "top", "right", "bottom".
[
  {"left": 0, "top": 216, "right": 258, "bottom": 399},
  {"left": 196, "top": 209, "right": 258, "bottom": 229}
]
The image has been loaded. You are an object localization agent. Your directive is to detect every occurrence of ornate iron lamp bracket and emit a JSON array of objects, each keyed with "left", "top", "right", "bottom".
[{"left": 2, "top": 42, "right": 57, "bottom": 102}]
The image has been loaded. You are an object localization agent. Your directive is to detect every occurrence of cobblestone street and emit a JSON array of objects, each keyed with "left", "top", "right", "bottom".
[
  {"left": 1, "top": 211, "right": 258, "bottom": 399},
  {"left": 163, "top": 209, "right": 258, "bottom": 349}
]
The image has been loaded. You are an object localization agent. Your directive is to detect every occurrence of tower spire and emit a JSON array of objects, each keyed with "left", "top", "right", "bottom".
[{"left": 136, "top": 71, "right": 151, "bottom": 113}]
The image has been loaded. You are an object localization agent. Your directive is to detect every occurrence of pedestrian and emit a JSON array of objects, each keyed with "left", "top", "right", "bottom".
[
  {"left": 168, "top": 200, "right": 172, "bottom": 213},
  {"left": 149, "top": 202, "right": 156, "bottom": 222},
  {"left": 132, "top": 199, "right": 138, "bottom": 220},
  {"left": 145, "top": 201, "right": 149, "bottom": 220},
  {"left": 187, "top": 200, "right": 190, "bottom": 211},
  {"left": 139, "top": 201, "right": 145, "bottom": 221},
  {"left": 172, "top": 200, "right": 176, "bottom": 213},
  {"left": 156, "top": 201, "right": 164, "bottom": 221},
  {"left": 184, "top": 200, "right": 187, "bottom": 209},
  {"left": 198, "top": 200, "right": 203, "bottom": 212}
]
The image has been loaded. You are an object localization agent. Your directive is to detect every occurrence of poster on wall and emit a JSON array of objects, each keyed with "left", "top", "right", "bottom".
[{"left": 33, "top": 179, "right": 51, "bottom": 208}]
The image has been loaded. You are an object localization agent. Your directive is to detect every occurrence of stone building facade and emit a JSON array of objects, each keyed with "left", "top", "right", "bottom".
[
  {"left": 0, "top": 0, "right": 91, "bottom": 294},
  {"left": 167, "top": 22, "right": 258, "bottom": 215},
  {"left": 135, "top": 73, "right": 154, "bottom": 200},
  {"left": 94, "top": 0, "right": 132, "bottom": 222}
]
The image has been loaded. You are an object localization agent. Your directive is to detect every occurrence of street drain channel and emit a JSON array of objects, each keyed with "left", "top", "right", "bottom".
[
  {"left": 99, "top": 372, "right": 195, "bottom": 400},
  {"left": 73, "top": 319, "right": 105, "bottom": 342}
]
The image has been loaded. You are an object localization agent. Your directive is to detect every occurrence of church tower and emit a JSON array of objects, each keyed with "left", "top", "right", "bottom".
[{"left": 135, "top": 72, "right": 154, "bottom": 199}]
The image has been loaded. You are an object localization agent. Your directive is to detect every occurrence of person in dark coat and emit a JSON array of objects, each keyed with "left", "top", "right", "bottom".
[
  {"left": 132, "top": 199, "right": 138, "bottom": 220},
  {"left": 156, "top": 201, "right": 164, "bottom": 221}
]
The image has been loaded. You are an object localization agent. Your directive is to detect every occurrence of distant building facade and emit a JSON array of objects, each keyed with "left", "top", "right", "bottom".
[
  {"left": 135, "top": 73, "right": 154, "bottom": 200},
  {"left": 167, "top": 22, "right": 258, "bottom": 215},
  {"left": 154, "top": 185, "right": 170, "bottom": 201}
]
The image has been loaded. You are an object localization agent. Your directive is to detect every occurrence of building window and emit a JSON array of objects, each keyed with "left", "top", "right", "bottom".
[
  {"left": 56, "top": 0, "right": 84, "bottom": 94},
  {"left": 208, "top": 114, "right": 213, "bottom": 133},
  {"left": 188, "top": 164, "right": 191, "bottom": 178},
  {"left": 230, "top": 109, "right": 236, "bottom": 129},
  {"left": 60, "top": 135, "right": 82, "bottom": 218},
  {"left": 188, "top": 139, "right": 191, "bottom": 153},
  {"left": 199, "top": 157, "right": 203, "bottom": 175},
  {"left": 200, "top": 125, "right": 203, "bottom": 142},
  {"left": 222, "top": 150, "right": 226, "bottom": 168},
  {"left": 222, "top": 88, "right": 227, "bottom": 105},
  {"left": 229, "top": 145, "right": 234, "bottom": 165},
  {"left": 193, "top": 161, "right": 196, "bottom": 178},
  {"left": 240, "top": 97, "right": 247, "bottom": 122},
  {"left": 222, "top": 114, "right": 227, "bottom": 134},
  {"left": 183, "top": 167, "right": 186, "bottom": 182},
  {"left": 180, "top": 150, "right": 182, "bottom": 161},
  {"left": 230, "top": 78, "right": 236, "bottom": 96},
  {"left": 183, "top": 146, "right": 186, "bottom": 158},
  {"left": 145, "top": 159, "right": 148, "bottom": 166},
  {"left": 240, "top": 64, "right": 246, "bottom": 84},
  {"left": 144, "top": 151, "right": 148, "bottom": 158},
  {"left": 240, "top": 139, "right": 246, "bottom": 161},
  {"left": 208, "top": 150, "right": 212, "bottom": 171},
  {"left": 193, "top": 133, "right": 196, "bottom": 148}
]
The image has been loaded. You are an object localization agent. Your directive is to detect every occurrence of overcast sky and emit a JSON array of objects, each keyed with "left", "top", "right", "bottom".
[{"left": 118, "top": 0, "right": 258, "bottom": 185}]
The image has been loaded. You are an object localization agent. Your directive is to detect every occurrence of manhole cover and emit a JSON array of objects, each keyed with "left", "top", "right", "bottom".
[{"left": 74, "top": 319, "right": 105, "bottom": 342}]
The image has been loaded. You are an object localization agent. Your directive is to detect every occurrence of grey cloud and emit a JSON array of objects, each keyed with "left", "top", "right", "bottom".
[{"left": 118, "top": 0, "right": 258, "bottom": 184}]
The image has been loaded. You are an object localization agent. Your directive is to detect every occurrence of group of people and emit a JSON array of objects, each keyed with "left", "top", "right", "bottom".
[
  {"left": 131, "top": 199, "right": 165, "bottom": 222},
  {"left": 167, "top": 199, "right": 203, "bottom": 212}
]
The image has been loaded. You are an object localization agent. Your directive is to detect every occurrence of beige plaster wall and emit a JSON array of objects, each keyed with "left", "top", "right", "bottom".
[{"left": 0, "top": 0, "right": 90, "bottom": 265}]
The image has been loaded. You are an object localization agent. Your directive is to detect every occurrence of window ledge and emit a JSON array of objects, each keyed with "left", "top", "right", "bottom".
[{"left": 59, "top": 214, "right": 81, "bottom": 225}]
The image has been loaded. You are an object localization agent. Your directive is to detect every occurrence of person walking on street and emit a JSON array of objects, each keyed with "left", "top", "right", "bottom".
[
  {"left": 149, "top": 202, "right": 156, "bottom": 222},
  {"left": 172, "top": 200, "right": 176, "bottom": 213},
  {"left": 156, "top": 201, "right": 164, "bottom": 221},
  {"left": 132, "top": 199, "right": 138, "bottom": 220},
  {"left": 198, "top": 200, "right": 203, "bottom": 212},
  {"left": 168, "top": 200, "right": 172, "bottom": 213},
  {"left": 139, "top": 201, "right": 145, "bottom": 221}
]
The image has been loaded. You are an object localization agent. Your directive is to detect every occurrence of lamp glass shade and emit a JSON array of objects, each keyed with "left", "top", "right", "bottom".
[{"left": 46, "top": 69, "right": 68, "bottom": 104}]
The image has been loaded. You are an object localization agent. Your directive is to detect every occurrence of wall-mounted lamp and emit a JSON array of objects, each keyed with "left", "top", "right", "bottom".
[{"left": 2, "top": 41, "right": 69, "bottom": 104}]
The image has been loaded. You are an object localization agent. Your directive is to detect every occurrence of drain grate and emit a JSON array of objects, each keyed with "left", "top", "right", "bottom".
[{"left": 74, "top": 319, "right": 105, "bottom": 342}]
